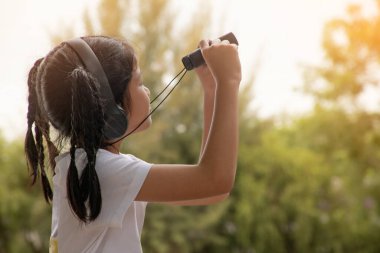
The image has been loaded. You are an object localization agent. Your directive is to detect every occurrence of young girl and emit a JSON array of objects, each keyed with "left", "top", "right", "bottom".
[{"left": 25, "top": 35, "right": 241, "bottom": 252}]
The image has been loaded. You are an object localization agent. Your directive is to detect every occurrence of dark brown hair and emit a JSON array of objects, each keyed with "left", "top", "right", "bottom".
[{"left": 24, "top": 36, "right": 135, "bottom": 223}]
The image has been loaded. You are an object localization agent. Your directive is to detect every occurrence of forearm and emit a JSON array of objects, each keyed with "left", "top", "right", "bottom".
[
  {"left": 199, "top": 87, "right": 216, "bottom": 159},
  {"left": 198, "top": 83, "right": 239, "bottom": 192}
]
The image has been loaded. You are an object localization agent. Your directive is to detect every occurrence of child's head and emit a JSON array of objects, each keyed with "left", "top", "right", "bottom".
[
  {"left": 37, "top": 36, "right": 135, "bottom": 135},
  {"left": 25, "top": 35, "right": 150, "bottom": 222}
]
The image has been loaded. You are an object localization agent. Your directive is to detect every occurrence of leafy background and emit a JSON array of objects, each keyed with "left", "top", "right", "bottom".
[{"left": 1, "top": 0, "right": 380, "bottom": 252}]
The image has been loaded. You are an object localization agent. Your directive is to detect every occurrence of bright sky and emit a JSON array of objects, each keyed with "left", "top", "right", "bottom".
[{"left": 0, "top": 0, "right": 374, "bottom": 140}]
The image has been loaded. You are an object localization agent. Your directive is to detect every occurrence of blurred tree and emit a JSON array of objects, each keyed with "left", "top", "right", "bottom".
[
  {"left": 0, "top": 137, "right": 51, "bottom": 253},
  {"left": 303, "top": 0, "right": 380, "bottom": 109},
  {"left": 244, "top": 1, "right": 380, "bottom": 252},
  {"left": 301, "top": 5, "right": 380, "bottom": 252},
  {"left": 8, "top": 0, "right": 380, "bottom": 252}
]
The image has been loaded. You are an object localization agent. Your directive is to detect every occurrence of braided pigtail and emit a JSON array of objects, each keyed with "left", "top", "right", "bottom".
[
  {"left": 66, "top": 66, "right": 104, "bottom": 222},
  {"left": 25, "top": 58, "right": 43, "bottom": 183},
  {"left": 25, "top": 58, "right": 56, "bottom": 202},
  {"left": 34, "top": 120, "right": 53, "bottom": 201}
]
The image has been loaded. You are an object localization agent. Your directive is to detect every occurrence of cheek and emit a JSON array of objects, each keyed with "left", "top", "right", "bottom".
[
  {"left": 129, "top": 92, "right": 148, "bottom": 118},
  {"left": 139, "top": 89, "right": 150, "bottom": 107}
]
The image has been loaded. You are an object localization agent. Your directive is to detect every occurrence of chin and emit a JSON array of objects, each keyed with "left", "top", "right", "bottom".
[
  {"left": 142, "top": 118, "right": 152, "bottom": 130},
  {"left": 133, "top": 118, "right": 152, "bottom": 133}
]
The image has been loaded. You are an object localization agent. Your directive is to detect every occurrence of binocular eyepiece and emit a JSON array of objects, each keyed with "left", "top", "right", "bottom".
[{"left": 181, "top": 32, "right": 239, "bottom": 71}]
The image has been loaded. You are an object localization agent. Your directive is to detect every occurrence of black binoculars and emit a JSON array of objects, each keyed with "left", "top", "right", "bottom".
[{"left": 181, "top": 32, "right": 239, "bottom": 71}]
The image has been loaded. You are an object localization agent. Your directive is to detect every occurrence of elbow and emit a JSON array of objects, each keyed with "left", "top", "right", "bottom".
[
  {"left": 198, "top": 162, "right": 237, "bottom": 195},
  {"left": 223, "top": 179, "right": 235, "bottom": 194},
  {"left": 214, "top": 172, "right": 236, "bottom": 195}
]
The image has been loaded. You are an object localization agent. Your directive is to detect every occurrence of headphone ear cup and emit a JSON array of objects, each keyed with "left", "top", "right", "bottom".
[{"left": 103, "top": 105, "right": 128, "bottom": 141}]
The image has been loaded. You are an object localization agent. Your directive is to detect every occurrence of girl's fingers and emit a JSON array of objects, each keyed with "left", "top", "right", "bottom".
[
  {"left": 211, "top": 38, "right": 221, "bottom": 45},
  {"left": 210, "top": 39, "right": 230, "bottom": 45},
  {"left": 200, "top": 38, "right": 231, "bottom": 48},
  {"left": 220, "top": 39, "right": 230, "bottom": 45},
  {"left": 199, "top": 39, "right": 209, "bottom": 49}
]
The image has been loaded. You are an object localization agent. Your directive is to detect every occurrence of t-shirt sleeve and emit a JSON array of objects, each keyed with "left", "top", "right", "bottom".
[{"left": 88, "top": 152, "right": 152, "bottom": 229}]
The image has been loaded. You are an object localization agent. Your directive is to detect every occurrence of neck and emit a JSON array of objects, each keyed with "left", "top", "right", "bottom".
[{"left": 103, "top": 141, "right": 122, "bottom": 154}]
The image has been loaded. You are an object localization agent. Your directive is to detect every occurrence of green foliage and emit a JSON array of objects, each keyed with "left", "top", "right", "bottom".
[
  {"left": 303, "top": 1, "right": 380, "bottom": 106},
  {"left": 4, "top": 0, "right": 380, "bottom": 252},
  {"left": 0, "top": 137, "right": 51, "bottom": 253},
  {"left": 212, "top": 106, "right": 380, "bottom": 253}
]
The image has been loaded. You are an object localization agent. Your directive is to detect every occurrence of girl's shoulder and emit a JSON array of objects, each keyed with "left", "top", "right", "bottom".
[
  {"left": 53, "top": 148, "right": 147, "bottom": 174},
  {"left": 54, "top": 148, "right": 140, "bottom": 163},
  {"left": 53, "top": 148, "right": 151, "bottom": 185},
  {"left": 96, "top": 149, "right": 143, "bottom": 164}
]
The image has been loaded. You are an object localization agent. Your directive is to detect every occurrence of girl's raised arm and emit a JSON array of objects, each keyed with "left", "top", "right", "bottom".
[{"left": 135, "top": 39, "right": 241, "bottom": 204}]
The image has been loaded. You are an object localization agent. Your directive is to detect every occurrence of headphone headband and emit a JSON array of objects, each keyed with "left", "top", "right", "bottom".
[{"left": 66, "top": 38, "right": 128, "bottom": 141}]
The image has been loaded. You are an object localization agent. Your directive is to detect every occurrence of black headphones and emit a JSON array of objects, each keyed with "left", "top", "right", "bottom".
[{"left": 66, "top": 38, "right": 128, "bottom": 141}]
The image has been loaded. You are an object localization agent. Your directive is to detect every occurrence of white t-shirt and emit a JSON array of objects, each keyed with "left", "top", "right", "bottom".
[{"left": 51, "top": 148, "right": 152, "bottom": 253}]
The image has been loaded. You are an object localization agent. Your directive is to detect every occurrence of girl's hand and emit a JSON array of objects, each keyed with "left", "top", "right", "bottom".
[{"left": 199, "top": 39, "right": 241, "bottom": 87}]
